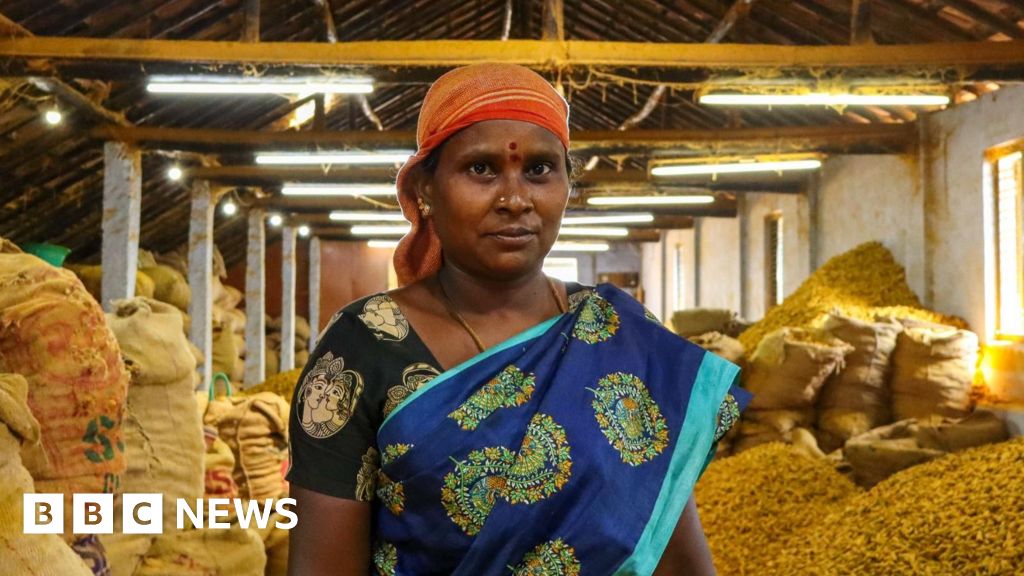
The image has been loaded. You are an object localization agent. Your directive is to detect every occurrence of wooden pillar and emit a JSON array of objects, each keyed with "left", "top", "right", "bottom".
[
  {"left": 188, "top": 180, "right": 214, "bottom": 390},
  {"left": 308, "top": 236, "right": 322, "bottom": 353},
  {"left": 100, "top": 142, "right": 141, "bottom": 311},
  {"left": 244, "top": 209, "right": 266, "bottom": 385},
  {"left": 279, "top": 226, "right": 297, "bottom": 372}
]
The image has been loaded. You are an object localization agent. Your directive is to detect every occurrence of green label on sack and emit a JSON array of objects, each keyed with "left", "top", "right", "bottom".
[{"left": 82, "top": 415, "right": 122, "bottom": 464}]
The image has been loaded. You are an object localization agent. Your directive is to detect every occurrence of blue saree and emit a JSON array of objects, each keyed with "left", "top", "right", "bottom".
[{"left": 373, "top": 283, "right": 748, "bottom": 575}]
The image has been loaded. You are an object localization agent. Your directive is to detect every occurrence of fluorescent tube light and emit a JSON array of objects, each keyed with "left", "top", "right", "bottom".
[
  {"left": 561, "top": 213, "right": 654, "bottom": 225},
  {"left": 281, "top": 184, "right": 397, "bottom": 197},
  {"left": 147, "top": 76, "right": 373, "bottom": 95},
  {"left": 367, "top": 240, "right": 400, "bottom": 249},
  {"left": 256, "top": 151, "right": 413, "bottom": 165},
  {"left": 651, "top": 159, "right": 821, "bottom": 177},
  {"left": 351, "top": 225, "right": 412, "bottom": 236},
  {"left": 700, "top": 93, "right": 949, "bottom": 106},
  {"left": 557, "top": 227, "right": 629, "bottom": 237},
  {"left": 329, "top": 211, "right": 407, "bottom": 222},
  {"left": 587, "top": 195, "right": 716, "bottom": 206},
  {"left": 550, "top": 242, "right": 611, "bottom": 252}
]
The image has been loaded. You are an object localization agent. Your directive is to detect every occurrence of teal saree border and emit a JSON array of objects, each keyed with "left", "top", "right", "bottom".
[
  {"left": 379, "top": 313, "right": 566, "bottom": 432},
  {"left": 613, "top": 352, "right": 740, "bottom": 576}
]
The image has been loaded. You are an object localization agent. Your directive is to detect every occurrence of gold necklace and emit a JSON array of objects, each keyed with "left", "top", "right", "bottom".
[{"left": 437, "top": 275, "right": 567, "bottom": 353}]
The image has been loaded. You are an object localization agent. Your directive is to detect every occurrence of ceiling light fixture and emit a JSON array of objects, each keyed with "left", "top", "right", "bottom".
[
  {"left": 256, "top": 151, "right": 412, "bottom": 165},
  {"left": 651, "top": 159, "right": 821, "bottom": 177},
  {"left": 561, "top": 213, "right": 654, "bottom": 225},
  {"left": 550, "top": 242, "right": 611, "bottom": 252},
  {"left": 44, "top": 109, "right": 63, "bottom": 125},
  {"left": 586, "top": 195, "right": 716, "bottom": 206},
  {"left": 367, "top": 240, "right": 400, "bottom": 249},
  {"left": 281, "top": 184, "right": 397, "bottom": 197},
  {"left": 700, "top": 92, "right": 950, "bottom": 107},
  {"left": 329, "top": 211, "right": 407, "bottom": 222},
  {"left": 351, "top": 225, "right": 411, "bottom": 236},
  {"left": 268, "top": 214, "right": 283, "bottom": 227},
  {"left": 298, "top": 225, "right": 311, "bottom": 237},
  {"left": 146, "top": 75, "right": 374, "bottom": 95},
  {"left": 167, "top": 166, "right": 183, "bottom": 181},
  {"left": 221, "top": 200, "right": 238, "bottom": 216},
  {"left": 557, "top": 227, "right": 629, "bottom": 238}
]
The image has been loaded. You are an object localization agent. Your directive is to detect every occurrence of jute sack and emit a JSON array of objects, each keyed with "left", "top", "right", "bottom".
[
  {"left": 0, "top": 373, "right": 92, "bottom": 576},
  {"left": 671, "top": 308, "right": 738, "bottom": 338},
  {"left": 105, "top": 298, "right": 204, "bottom": 532},
  {"left": 0, "top": 246, "right": 127, "bottom": 539},
  {"left": 890, "top": 322, "right": 978, "bottom": 421},
  {"left": 844, "top": 412, "right": 1007, "bottom": 488},
  {"left": 67, "top": 265, "right": 155, "bottom": 303},
  {"left": 733, "top": 409, "right": 815, "bottom": 454},
  {"left": 134, "top": 523, "right": 265, "bottom": 576},
  {"left": 205, "top": 393, "right": 290, "bottom": 500},
  {"left": 203, "top": 426, "right": 238, "bottom": 500},
  {"left": 254, "top": 510, "right": 289, "bottom": 576},
  {"left": 688, "top": 332, "right": 745, "bottom": 364},
  {"left": 745, "top": 328, "right": 853, "bottom": 410},
  {"left": 211, "top": 309, "right": 240, "bottom": 381},
  {"left": 816, "top": 313, "right": 902, "bottom": 452},
  {"left": 140, "top": 265, "right": 191, "bottom": 312}
]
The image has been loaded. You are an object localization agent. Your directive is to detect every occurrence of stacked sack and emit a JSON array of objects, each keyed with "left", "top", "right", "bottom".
[
  {"left": 687, "top": 332, "right": 745, "bottom": 365},
  {"left": 672, "top": 308, "right": 749, "bottom": 338},
  {"left": 0, "top": 240, "right": 127, "bottom": 554},
  {"left": 265, "top": 315, "right": 312, "bottom": 376},
  {"left": 102, "top": 298, "right": 265, "bottom": 576},
  {"left": 815, "top": 312, "right": 902, "bottom": 452},
  {"left": 0, "top": 373, "right": 94, "bottom": 576},
  {"left": 204, "top": 392, "right": 290, "bottom": 502},
  {"left": 735, "top": 327, "right": 852, "bottom": 454},
  {"left": 890, "top": 319, "right": 978, "bottom": 421},
  {"left": 68, "top": 265, "right": 156, "bottom": 304}
]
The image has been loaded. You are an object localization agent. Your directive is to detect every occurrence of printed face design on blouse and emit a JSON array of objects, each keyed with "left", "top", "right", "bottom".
[
  {"left": 298, "top": 351, "right": 365, "bottom": 439},
  {"left": 358, "top": 295, "right": 410, "bottom": 342}
]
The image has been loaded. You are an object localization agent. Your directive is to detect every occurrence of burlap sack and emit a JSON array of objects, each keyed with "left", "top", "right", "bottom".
[
  {"left": 67, "top": 265, "right": 155, "bottom": 302},
  {"left": 0, "top": 373, "right": 94, "bottom": 576},
  {"left": 890, "top": 322, "right": 978, "bottom": 421},
  {"left": 844, "top": 412, "right": 1007, "bottom": 488},
  {"left": 688, "top": 331, "right": 745, "bottom": 364},
  {"left": 265, "top": 347, "right": 280, "bottom": 377},
  {"left": 733, "top": 409, "right": 815, "bottom": 453},
  {"left": 816, "top": 313, "right": 902, "bottom": 452},
  {"left": 745, "top": 328, "right": 853, "bottom": 411},
  {"left": 216, "top": 284, "right": 243, "bottom": 311},
  {"left": 140, "top": 265, "right": 191, "bottom": 312},
  {"left": 204, "top": 393, "right": 290, "bottom": 500},
  {"left": 134, "top": 523, "right": 265, "bottom": 576},
  {"left": 672, "top": 308, "right": 739, "bottom": 337},
  {"left": 203, "top": 426, "right": 238, "bottom": 500},
  {"left": 254, "top": 512, "right": 290, "bottom": 576},
  {"left": 228, "top": 308, "right": 246, "bottom": 335},
  {"left": 212, "top": 311, "right": 240, "bottom": 381},
  {"left": 154, "top": 249, "right": 188, "bottom": 278},
  {"left": 0, "top": 247, "right": 127, "bottom": 540},
  {"left": 106, "top": 298, "right": 204, "bottom": 531}
]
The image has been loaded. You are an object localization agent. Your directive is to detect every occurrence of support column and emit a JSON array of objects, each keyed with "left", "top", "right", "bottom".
[
  {"left": 188, "top": 180, "right": 214, "bottom": 390},
  {"left": 100, "top": 142, "right": 141, "bottom": 311},
  {"left": 244, "top": 209, "right": 266, "bottom": 385},
  {"left": 279, "top": 226, "right": 297, "bottom": 372},
  {"left": 308, "top": 236, "right": 322, "bottom": 352},
  {"left": 693, "top": 218, "right": 703, "bottom": 308},
  {"left": 738, "top": 194, "right": 750, "bottom": 319}
]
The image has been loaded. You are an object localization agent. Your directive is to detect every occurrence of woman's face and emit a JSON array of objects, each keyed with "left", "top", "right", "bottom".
[{"left": 419, "top": 119, "right": 570, "bottom": 281}]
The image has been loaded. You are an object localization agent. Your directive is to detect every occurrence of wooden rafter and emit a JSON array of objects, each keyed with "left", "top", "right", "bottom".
[{"left": 0, "top": 36, "right": 1022, "bottom": 70}]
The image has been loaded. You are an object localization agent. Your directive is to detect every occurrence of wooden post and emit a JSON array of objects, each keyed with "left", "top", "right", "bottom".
[
  {"left": 279, "top": 226, "right": 297, "bottom": 372},
  {"left": 541, "top": 0, "right": 564, "bottom": 41},
  {"left": 243, "top": 0, "right": 260, "bottom": 42},
  {"left": 188, "top": 179, "right": 215, "bottom": 390},
  {"left": 100, "top": 142, "right": 141, "bottom": 311},
  {"left": 244, "top": 209, "right": 266, "bottom": 385},
  {"left": 308, "top": 236, "right": 322, "bottom": 353}
]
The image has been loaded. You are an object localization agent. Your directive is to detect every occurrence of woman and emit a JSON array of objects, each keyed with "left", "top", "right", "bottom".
[{"left": 287, "top": 64, "right": 748, "bottom": 575}]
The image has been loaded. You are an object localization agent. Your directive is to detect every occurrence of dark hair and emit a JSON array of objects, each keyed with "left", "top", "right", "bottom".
[{"left": 418, "top": 140, "right": 580, "bottom": 184}]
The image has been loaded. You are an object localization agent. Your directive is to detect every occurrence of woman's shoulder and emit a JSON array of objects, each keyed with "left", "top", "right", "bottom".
[{"left": 317, "top": 290, "right": 412, "bottom": 347}]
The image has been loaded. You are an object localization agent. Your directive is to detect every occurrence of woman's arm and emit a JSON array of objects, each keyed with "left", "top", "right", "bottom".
[
  {"left": 287, "top": 485, "right": 372, "bottom": 575},
  {"left": 653, "top": 494, "right": 717, "bottom": 576}
]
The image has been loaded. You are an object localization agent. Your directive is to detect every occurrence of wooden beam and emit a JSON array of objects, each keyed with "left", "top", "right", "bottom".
[
  {"left": 100, "top": 142, "right": 141, "bottom": 311},
  {"left": 90, "top": 123, "right": 915, "bottom": 154},
  {"left": 850, "top": 0, "right": 875, "bottom": 45},
  {"left": 2, "top": 36, "right": 1022, "bottom": 70},
  {"left": 242, "top": 0, "right": 260, "bottom": 42},
  {"left": 308, "top": 236, "right": 321, "bottom": 352},
  {"left": 279, "top": 226, "right": 298, "bottom": 373},
  {"left": 706, "top": 0, "right": 758, "bottom": 43},
  {"left": 542, "top": 0, "right": 564, "bottom": 41},
  {"left": 188, "top": 179, "right": 215, "bottom": 390},
  {"left": 244, "top": 208, "right": 266, "bottom": 386}
]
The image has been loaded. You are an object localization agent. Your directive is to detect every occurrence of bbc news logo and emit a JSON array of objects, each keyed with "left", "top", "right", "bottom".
[{"left": 23, "top": 494, "right": 297, "bottom": 534}]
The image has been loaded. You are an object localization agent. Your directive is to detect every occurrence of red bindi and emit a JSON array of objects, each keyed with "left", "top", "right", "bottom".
[{"left": 508, "top": 142, "right": 518, "bottom": 150}]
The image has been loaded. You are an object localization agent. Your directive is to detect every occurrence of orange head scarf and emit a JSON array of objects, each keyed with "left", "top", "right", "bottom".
[{"left": 392, "top": 63, "right": 570, "bottom": 286}]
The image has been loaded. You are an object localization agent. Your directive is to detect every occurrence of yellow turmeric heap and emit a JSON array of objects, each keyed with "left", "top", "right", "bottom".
[
  {"left": 242, "top": 368, "right": 303, "bottom": 400},
  {"left": 738, "top": 242, "right": 967, "bottom": 353}
]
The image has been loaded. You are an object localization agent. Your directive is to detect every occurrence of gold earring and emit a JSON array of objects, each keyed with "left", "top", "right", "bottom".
[{"left": 417, "top": 196, "right": 431, "bottom": 217}]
